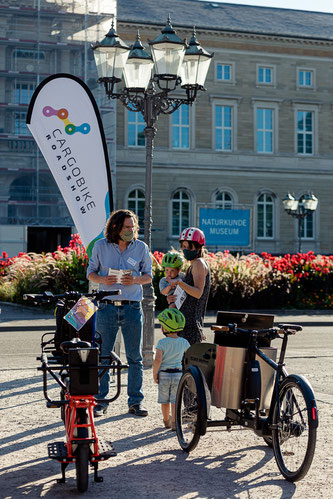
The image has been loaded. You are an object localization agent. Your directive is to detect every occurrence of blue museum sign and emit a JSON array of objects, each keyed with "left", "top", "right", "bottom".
[{"left": 199, "top": 208, "right": 250, "bottom": 246}]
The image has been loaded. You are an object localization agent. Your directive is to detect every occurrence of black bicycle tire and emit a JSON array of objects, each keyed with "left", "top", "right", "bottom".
[
  {"left": 175, "top": 370, "right": 204, "bottom": 452},
  {"left": 272, "top": 376, "right": 317, "bottom": 482},
  {"left": 263, "top": 436, "right": 273, "bottom": 448},
  {"left": 76, "top": 443, "right": 90, "bottom": 493}
]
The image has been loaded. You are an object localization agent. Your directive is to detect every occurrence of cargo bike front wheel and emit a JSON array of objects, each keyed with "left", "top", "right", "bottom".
[{"left": 272, "top": 375, "right": 318, "bottom": 482}]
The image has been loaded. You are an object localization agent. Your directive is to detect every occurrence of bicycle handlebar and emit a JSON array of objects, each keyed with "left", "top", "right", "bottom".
[
  {"left": 211, "top": 323, "right": 302, "bottom": 338},
  {"left": 23, "top": 289, "right": 121, "bottom": 304}
]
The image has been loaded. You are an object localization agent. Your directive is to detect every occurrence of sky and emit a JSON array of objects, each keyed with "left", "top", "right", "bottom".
[{"left": 202, "top": 0, "right": 333, "bottom": 14}]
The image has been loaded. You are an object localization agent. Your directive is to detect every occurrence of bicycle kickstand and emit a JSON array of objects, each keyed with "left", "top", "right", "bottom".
[
  {"left": 93, "top": 462, "right": 103, "bottom": 483},
  {"left": 57, "top": 462, "right": 68, "bottom": 483}
]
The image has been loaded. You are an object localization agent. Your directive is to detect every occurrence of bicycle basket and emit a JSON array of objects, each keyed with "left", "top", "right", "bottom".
[{"left": 214, "top": 311, "right": 274, "bottom": 348}]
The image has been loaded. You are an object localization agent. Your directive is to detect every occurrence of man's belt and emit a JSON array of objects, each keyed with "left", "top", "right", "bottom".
[{"left": 100, "top": 299, "right": 139, "bottom": 306}]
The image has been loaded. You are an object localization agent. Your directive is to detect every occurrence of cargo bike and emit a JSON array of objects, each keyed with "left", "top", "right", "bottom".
[
  {"left": 24, "top": 290, "right": 128, "bottom": 493},
  {"left": 175, "top": 311, "right": 318, "bottom": 482}
]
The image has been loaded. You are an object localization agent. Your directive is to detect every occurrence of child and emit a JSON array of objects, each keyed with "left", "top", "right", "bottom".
[
  {"left": 159, "top": 252, "right": 185, "bottom": 308},
  {"left": 153, "top": 308, "right": 190, "bottom": 430}
]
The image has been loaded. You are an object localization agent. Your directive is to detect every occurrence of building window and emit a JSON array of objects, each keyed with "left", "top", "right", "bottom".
[
  {"left": 14, "top": 112, "right": 29, "bottom": 135},
  {"left": 171, "top": 190, "right": 190, "bottom": 237},
  {"left": 127, "top": 188, "right": 145, "bottom": 229},
  {"left": 257, "top": 108, "right": 273, "bottom": 153},
  {"left": 214, "top": 190, "right": 233, "bottom": 209},
  {"left": 172, "top": 106, "right": 189, "bottom": 149},
  {"left": 128, "top": 110, "right": 145, "bottom": 147},
  {"left": 257, "top": 65, "right": 274, "bottom": 85},
  {"left": 14, "top": 82, "right": 35, "bottom": 105},
  {"left": 298, "top": 69, "right": 314, "bottom": 88},
  {"left": 216, "top": 63, "right": 233, "bottom": 82},
  {"left": 299, "top": 195, "right": 315, "bottom": 239},
  {"left": 257, "top": 193, "right": 274, "bottom": 239},
  {"left": 297, "top": 111, "right": 313, "bottom": 155},
  {"left": 215, "top": 105, "right": 232, "bottom": 151}
]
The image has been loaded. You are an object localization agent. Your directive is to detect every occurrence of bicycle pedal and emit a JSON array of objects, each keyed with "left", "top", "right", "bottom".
[
  {"left": 48, "top": 441, "right": 68, "bottom": 460},
  {"left": 96, "top": 438, "right": 117, "bottom": 459},
  {"left": 46, "top": 401, "right": 61, "bottom": 408}
]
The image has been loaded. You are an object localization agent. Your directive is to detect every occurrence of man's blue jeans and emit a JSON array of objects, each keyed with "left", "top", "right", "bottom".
[{"left": 96, "top": 301, "right": 144, "bottom": 407}]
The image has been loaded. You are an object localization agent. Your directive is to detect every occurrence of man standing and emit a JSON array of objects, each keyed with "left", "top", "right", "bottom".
[{"left": 87, "top": 209, "right": 152, "bottom": 417}]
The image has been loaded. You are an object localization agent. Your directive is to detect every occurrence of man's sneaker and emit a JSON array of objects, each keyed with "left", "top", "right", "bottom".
[
  {"left": 128, "top": 404, "right": 148, "bottom": 417},
  {"left": 94, "top": 404, "right": 108, "bottom": 417}
]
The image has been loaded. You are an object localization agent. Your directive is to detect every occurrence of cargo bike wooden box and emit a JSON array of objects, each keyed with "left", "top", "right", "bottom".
[{"left": 175, "top": 311, "right": 318, "bottom": 482}]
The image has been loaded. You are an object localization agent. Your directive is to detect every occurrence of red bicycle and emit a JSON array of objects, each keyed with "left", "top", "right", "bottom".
[{"left": 25, "top": 290, "right": 127, "bottom": 493}]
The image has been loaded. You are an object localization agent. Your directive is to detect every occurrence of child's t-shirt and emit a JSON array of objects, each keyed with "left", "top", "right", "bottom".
[
  {"left": 159, "top": 272, "right": 185, "bottom": 296},
  {"left": 156, "top": 336, "right": 190, "bottom": 371}
]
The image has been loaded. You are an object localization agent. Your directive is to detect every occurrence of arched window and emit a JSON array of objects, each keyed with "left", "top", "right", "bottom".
[
  {"left": 127, "top": 188, "right": 145, "bottom": 229},
  {"left": 171, "top": 190, "right": 191, "bottom": 237},
  {"left": 257, "top": 193, "right": 274, "bottom": 239},
  {"left": 214, "top": 190, "right": 233, "bottom": 209},
  {"left": 299, "top": 195, "right": 315, "bottom": 239}
]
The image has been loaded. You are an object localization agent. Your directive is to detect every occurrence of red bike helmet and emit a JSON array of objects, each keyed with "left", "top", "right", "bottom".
[{"left": 179, "top": 227, "right": 205, "bottom": 246}]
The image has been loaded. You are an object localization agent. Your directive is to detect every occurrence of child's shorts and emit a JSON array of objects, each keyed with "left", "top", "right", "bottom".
[{"left": 158, "top": 371, "right": 182, "bottom": 404}]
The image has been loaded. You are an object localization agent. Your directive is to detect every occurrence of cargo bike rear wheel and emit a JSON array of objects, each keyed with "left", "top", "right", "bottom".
[{"left": 175, "top": 367, "right": 208, "bottom": 452}]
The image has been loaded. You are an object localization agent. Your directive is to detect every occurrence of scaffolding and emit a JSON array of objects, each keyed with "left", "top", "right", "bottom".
[{"left": 0, "top": 0, "right": 116, "bottom": 230}]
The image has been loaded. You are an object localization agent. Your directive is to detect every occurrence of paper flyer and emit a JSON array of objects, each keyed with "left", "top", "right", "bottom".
[
  {"left": 108, "top": 268, "right": 132, "bottom": 283},
  {"left": 174, "top": 285, "right": 187, "bottom": 309},
  {"left": 64, "top": 296, "right": 98, "bottom": 331}
]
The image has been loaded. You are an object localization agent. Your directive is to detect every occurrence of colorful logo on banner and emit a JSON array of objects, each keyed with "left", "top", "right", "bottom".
[{"left": 43, "top": 105, "right": 91, "bottom": 135}]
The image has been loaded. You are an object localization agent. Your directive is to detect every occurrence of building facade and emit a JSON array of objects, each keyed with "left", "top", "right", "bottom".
[
  {"left": 1, "top": 0, "right": 333, "bottom": 256},
  {"left": 116, "top": 0, "right": 333, "bottom": 254}
]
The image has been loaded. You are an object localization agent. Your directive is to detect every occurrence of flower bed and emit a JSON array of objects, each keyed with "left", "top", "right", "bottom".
[{"left": 1, "top": 236, "right": 333, "bottom": 309}]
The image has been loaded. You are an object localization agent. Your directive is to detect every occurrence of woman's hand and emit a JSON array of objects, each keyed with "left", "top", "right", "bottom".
[{"left": 167, "top": 294, "right": 177, "bottom": 305}]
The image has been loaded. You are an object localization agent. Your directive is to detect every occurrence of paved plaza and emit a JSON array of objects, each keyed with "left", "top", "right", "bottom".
[{"left": 0, "top": 302, "right": 332, "bottom": 498}]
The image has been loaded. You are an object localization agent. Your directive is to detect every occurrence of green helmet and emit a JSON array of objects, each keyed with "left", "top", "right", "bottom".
[
  {"left": 161, "top": 252, "right": 183, "bottom": 269},
  {"left": 158, "top": 308, "right": 186, "bottom": 333}
]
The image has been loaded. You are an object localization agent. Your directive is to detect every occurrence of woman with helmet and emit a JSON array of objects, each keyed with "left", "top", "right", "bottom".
[{"left": 167, "top": 227, "right": 210, "bottom": 345}]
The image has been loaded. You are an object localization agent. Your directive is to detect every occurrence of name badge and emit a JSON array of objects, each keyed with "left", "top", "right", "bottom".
[{"left": 127, "top": 257, "right": 137, "bottom": 267}]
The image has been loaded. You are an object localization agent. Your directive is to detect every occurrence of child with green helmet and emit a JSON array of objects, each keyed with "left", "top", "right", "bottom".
[
  {"left": 159, "top": 252, "right": 185, "bottom": 308},
  {"left": 153, "top": 308, "right": 190, "bottom": 430}
]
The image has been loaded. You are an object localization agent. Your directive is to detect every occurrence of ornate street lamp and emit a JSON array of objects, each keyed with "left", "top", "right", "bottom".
[
  {"left": 282, "top": 192, "right": 318, "bottom": 252},
  {"left": 92, "top": 18, "right": 213, "bottom": 366}
]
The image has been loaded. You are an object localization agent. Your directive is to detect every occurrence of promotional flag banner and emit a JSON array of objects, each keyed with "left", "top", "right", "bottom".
[{"left": 26, "top": 73, "right": 113, "bottom": 257}]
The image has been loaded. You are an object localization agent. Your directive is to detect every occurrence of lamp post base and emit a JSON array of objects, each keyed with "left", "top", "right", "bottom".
[{"left": 142, "top": 281, "right": 156, "bottom": 367}]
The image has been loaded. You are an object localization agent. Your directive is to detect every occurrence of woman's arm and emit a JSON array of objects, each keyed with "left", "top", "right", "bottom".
[{"left": 176, "top": 259, "right": 207, "bottom": 299}]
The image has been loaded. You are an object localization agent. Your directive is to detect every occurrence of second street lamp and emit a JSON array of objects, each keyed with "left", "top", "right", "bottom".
[
  {"left": 92, "top": 18, "right": 213, "bottom": 366},
  {"left": 282, "top": 192, "right": 318, "bottom": 253}
]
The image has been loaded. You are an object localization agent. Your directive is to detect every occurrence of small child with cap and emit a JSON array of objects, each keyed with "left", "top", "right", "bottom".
[{"left": 153, "top": 308, "right": 190, "bottom": 430}]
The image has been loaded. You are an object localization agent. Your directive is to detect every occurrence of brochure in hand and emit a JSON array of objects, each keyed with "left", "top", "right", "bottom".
[
  {"left": 174, "top": 285, "right": 187, "bottom": 309},
  {"left": 108, "top": 268, "right": 132, "bottom": 283},
  {"left": 64, "top": 296, "right": 98, "bottom": 331}
]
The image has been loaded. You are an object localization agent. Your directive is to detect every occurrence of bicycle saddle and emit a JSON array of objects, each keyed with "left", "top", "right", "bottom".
[{"left": 60, "top": 337, "right": 91, "bottom": 353}]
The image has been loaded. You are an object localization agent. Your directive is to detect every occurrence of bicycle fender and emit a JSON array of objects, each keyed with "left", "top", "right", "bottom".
[
  {"left": 283, "top": 374, "right": 319, "bottom": 429},
  {"left": 188, "top": 365, "right": 211, "bottom": 435}
]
